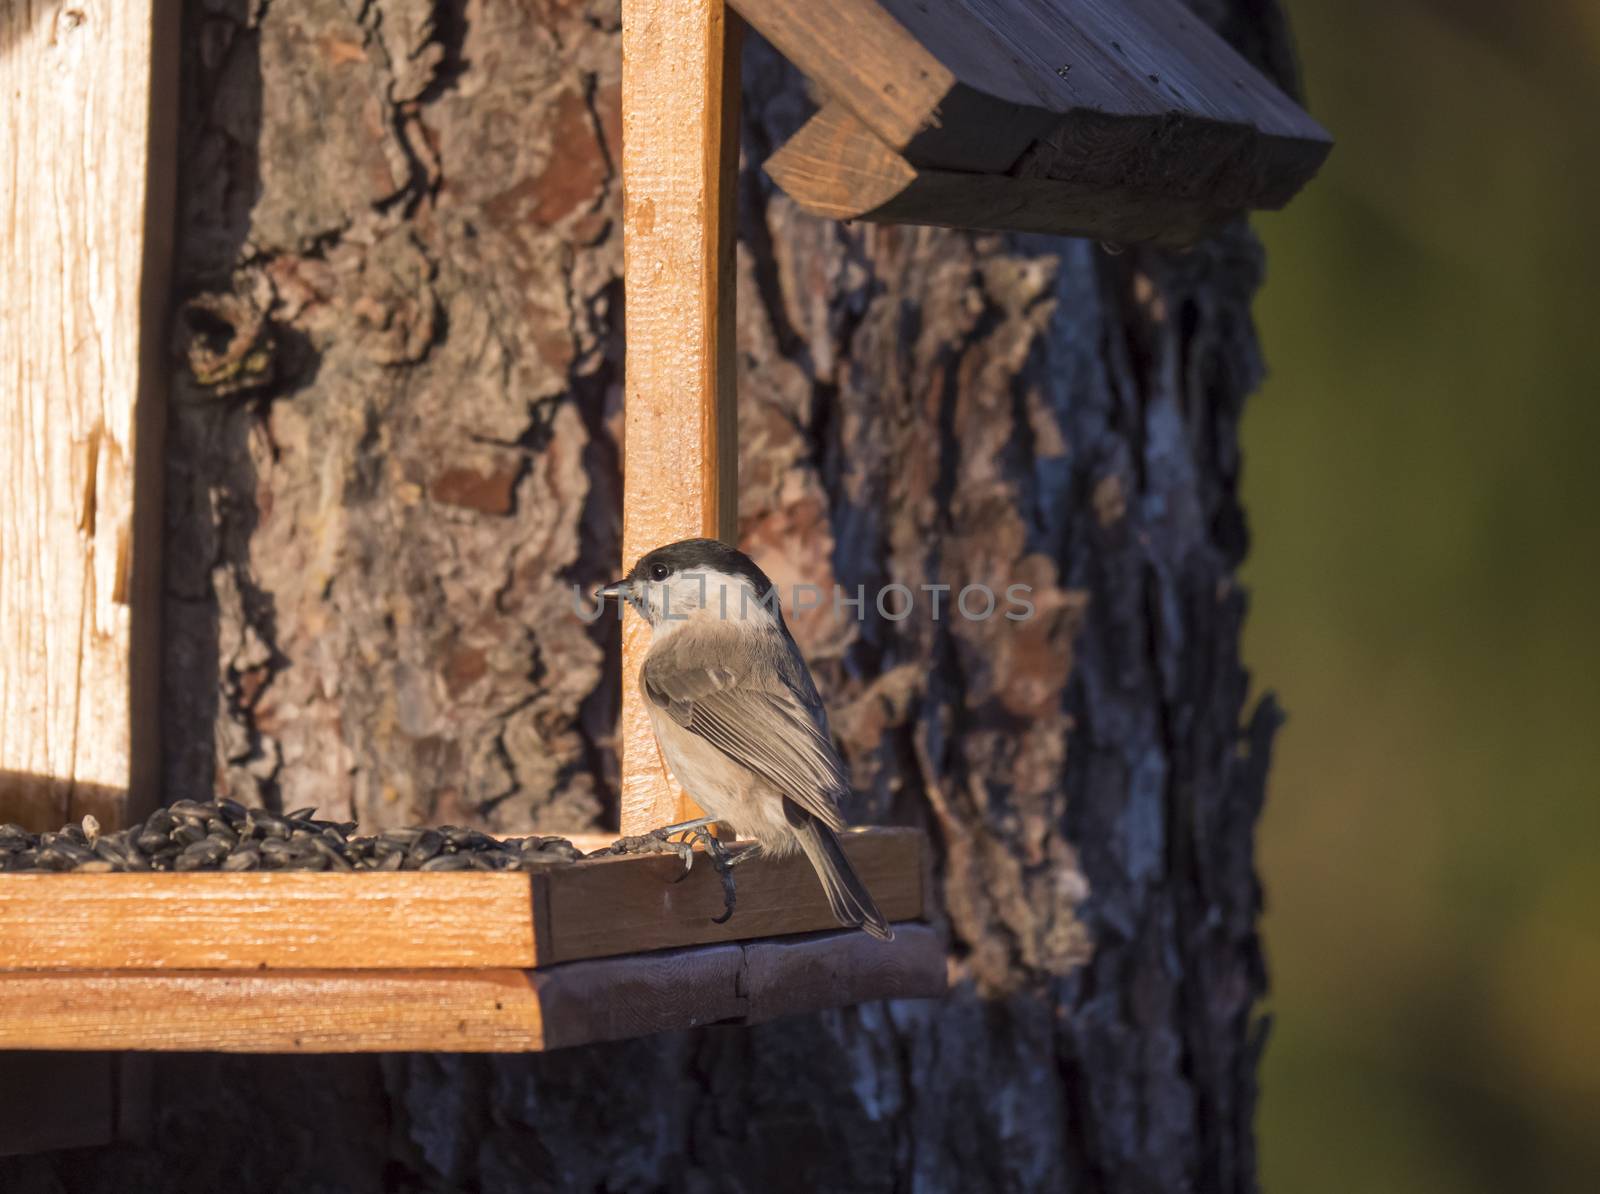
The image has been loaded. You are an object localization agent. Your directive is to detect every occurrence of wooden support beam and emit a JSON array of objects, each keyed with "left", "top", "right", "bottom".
[
  {"left": 0, "top": 925, "right": 945, "bottom": 1053},
  {"left": 618, "top": 0, "right": 743, "bottom": 836},
  {"left": 0, "top": 828, "right": 924, "bottom": 970},
  {"left": 766, "top": 104, "right": 1228, "bottom": 246},
  {"left": 0, "top": 1, "right": 176, "bottom": 832}
]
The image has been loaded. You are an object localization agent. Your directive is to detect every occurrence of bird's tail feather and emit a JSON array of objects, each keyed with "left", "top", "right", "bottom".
[{"left": 792, "top": 812, "right": 893, "bottom": 941}]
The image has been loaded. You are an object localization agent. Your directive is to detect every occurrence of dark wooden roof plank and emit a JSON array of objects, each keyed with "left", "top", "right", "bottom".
[
  {"left": 1121, "top": 0, "right": 1324, "bottom": 137},
  {"left": 880, "top": 0, "right": 1172, "bottom": 118}
]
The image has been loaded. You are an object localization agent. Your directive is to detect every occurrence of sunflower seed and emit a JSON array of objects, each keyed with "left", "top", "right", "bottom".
[
  {"left": 0, "top": 799, "right": 583, "bottom": 875},
  {"left": 407, "top": 830, "right": 444, "bottom": 866}
]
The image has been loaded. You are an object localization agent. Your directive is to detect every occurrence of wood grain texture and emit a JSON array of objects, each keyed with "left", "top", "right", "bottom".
[
  {"left": 619, "top": 0, "right": 742, "bottom": 835},
  {"left": 0, "top": 969, "right": 546, "bottom": 1052},
  {"left": 0, "top": 828, "right": 924, "bottom": 970},
  {"left": 763, "top": 104, "right": 917, "bottom": 218},
  {"left": 0, "top": 926, "right": 943, "bottom": 1052},
  {"left": 0, "top": 0, "right": 177, "bottom": 833},
  {"left": 726, "top": 0, "right": 951, "bottom": 148},
  {"left": 534, "top": 827, "right": 925, "bottom": 964},
  {"left": 767, "top": 103, "right": 1228, "bottom": 244},
  {"left": 734, "top": 0, "right": 1332, "bottom": 237},
  {"left": 0, "top": 872, "right": 539, "bottom": 971}
]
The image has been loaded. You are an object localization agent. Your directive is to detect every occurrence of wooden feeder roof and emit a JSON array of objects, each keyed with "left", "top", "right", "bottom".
[{"left": 734, "top": 0, "right": 1333, "bottom": 244}]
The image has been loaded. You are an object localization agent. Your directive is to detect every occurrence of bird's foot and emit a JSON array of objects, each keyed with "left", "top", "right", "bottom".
[
  {"left": 587, "top": 815, "right": 716, "bottom": 863},
  {"left": 586, "top": 828, "right": 699, "bottom": 870},
  {"left": 586, "top": 819, "right": 744, "bottom": 925},
  {"left": 673, "top": 825, "right": 739, "bottom": 923}
]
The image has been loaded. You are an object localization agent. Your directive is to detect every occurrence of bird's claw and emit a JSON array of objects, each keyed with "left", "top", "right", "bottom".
[
  {"left": 587, "top": 824, "right": 738, "bottom": 923},
  {"left": 671, "top": 826, "right": 737, "bottom": 923}
]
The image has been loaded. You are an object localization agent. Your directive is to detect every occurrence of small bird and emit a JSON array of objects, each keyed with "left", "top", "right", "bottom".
[{"left": 599, "top": 538, "right": 891, "bottom": 940}]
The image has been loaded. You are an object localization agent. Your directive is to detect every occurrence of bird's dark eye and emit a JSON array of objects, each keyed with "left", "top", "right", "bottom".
[{"left": 648, "top": 563, "right": 670, "bottom": 582}]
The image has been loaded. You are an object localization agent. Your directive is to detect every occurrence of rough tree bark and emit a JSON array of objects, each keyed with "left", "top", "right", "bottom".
[{"left": 5, "top": 0, "right": 1298, "bottom": 1190}]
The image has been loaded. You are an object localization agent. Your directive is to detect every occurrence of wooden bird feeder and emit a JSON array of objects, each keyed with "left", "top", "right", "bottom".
[{"left": 0, "top": 0, "right": 1327, "bottom": 1155}]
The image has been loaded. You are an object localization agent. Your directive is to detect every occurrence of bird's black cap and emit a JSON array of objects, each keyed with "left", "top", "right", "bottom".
[{"left": 625, "top": 538, "right": 776, "bottom": 599}]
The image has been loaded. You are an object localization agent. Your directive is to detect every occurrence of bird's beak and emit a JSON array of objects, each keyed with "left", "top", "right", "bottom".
[{"left": 596, "top": 579, "right": 630, "bottom": 602}]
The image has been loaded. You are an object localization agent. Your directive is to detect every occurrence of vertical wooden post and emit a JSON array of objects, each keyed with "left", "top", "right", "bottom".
[
  {"left": 618, "top": 0, "right": 742, "bottom": 835},
  {"left": 0, "top": 1, "right": 176, "bottom": 832},
  {"left": 0, "top": 1, "right": 173, "bottom": 1160}
]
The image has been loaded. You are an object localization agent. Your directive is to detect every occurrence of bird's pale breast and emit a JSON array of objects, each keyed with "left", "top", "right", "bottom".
[{"left": 644, "top": 703, "right": 802, "bottom": 853}]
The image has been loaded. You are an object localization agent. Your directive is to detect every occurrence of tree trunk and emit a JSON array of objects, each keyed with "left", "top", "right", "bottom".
[{"left": 5, "top": 1, "right": 1295, "bottom": 1190}]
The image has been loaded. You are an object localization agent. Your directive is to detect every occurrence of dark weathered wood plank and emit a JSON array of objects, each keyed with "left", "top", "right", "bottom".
[
  {"left": 740, "top": 924, "right": 947, "bottom": 1024},
  {"left": 532, "top": 944, "right": 747, "bottom": 1049},
  {"left": 536, "top": 827, "right": 925, "bottom": 964},
  {"left": 539, "top": 923, "right": 946, "bottom": 1048}
]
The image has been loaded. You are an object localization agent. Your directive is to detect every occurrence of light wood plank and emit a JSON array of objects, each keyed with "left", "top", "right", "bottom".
[
  {"left": 0, "top": 926, "right": 944, "bottom": 1052},
  {"left": 535, "top": 827, "right": 924, "bottom": 964},
  {"left": 728, "top": 0, "right": 953, "bottom": 149},
  {"left": 0, "top": 827, "right": 924, "bottom": 970},
  {"left": 0, "top": 969, "right": 546, "bottom": 1052},
  {"left": 763, "top": 103, "right": 917, "bottom": 218},
  {"left": 619, "top": 0, "right": 743, "bottom": 835},
  {"left": 0, "top": 1, "right": 177, "bottom": 832},
  {"left": 0, "top": 872, "right": 539, "bottom": 971}
]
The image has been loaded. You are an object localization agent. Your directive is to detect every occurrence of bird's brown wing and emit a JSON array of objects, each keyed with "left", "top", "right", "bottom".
[{"left": 641, "top": 631, "right": 848, "bottom": 833}]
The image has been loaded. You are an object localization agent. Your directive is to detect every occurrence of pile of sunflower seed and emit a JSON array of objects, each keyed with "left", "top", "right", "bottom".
[{"left": 0, "top": 799, "right": 585, "bottom": 874}]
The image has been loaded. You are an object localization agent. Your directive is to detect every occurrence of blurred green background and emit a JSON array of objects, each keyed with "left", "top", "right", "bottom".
[{"left": 1246, "top": 1, "right": 1600, "bottom": 1190}]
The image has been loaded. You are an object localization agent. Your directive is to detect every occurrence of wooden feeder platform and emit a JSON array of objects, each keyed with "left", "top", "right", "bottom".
[{"left": 0, "top": 830, "right": 936, "bottom": 1053}]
